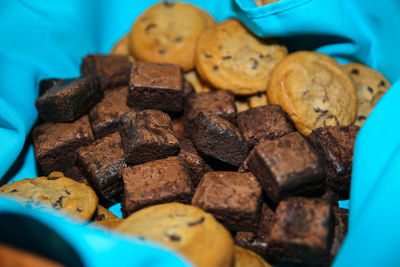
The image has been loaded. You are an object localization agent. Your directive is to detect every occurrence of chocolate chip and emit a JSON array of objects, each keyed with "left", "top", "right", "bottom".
[
  {"left": 367, "top": 86, "right": 374, "bottom": 93},
  {"left": 357, "top": 115, "right": 367, "bottom": 121},
  {"left": 10, "top": 189, "right": 18, "bottom": 193},
  {"left": 77, "top": 208, "right": 82, "bottom": 213},
  {"left": 251, "top": 58, "right": 259, "bottom": 70},
  {"left": 204, "top": 54, "right": 213, "bottom": 59},
  {"left": 164, "top": 1, "right": 174, "bottom": 8},
  {"left": 350, "top": 68, "right": 359, "bottom": 75},
  {"left": 313, "top": 107, "right": 328, "bottom": 114},
  {"left": 47, "top": 176, "right": 60, "bottom": 180},
  {"left": 145, "top": 23, "right": 157, "bottom": 33},
  {"left": 213, "top": 66, "right": 219, "bottom": 71},
  {"left": 174, "top": 36, "right": 183, "bottom": 42},
  {"left": 166, "top": 233, "right": 181, "bottom": 242},
  {"left": 138, "top": 236, "right": 146, "bottom": 241},
  {"left": 187, "top": 217, "right": 205, "bottom": 226},
  {"left": 65, "top": 190, "right": 71, "bottom": 195},
  {"left": 159, "top": 49, "right": 167, "bottom": 54},
  {"left": 378, "top": 80, "right": 386, "bottom": 87},
  {"left": 95, "top": 214, "right": 106, "bottom": 221},
  {"left": 53, "top": 196, "right": 65, "bottom": 209},
  {"left": 324, "top": 115, "right": 339, "bottom": 126},
  {"left": 222, "top": 56, "right": 232, "bottom": 60}
]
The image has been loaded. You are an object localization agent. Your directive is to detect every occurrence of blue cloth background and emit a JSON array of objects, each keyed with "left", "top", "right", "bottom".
[{"left": 0, "top": 0, "right": 399, "bottom": 266}]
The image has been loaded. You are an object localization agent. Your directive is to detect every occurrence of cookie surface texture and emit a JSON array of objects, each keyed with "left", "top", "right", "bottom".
[
  {"left": 130, "top": 2, "right": 215, "bottom": 72},
  {"left": 116, "top": 202, "right": 234, "bottom": 267},
  {"left": 267, "top": 51, "right": 357, "bottom": 135},
  {"left": 195, "top": 19, "right": 288, "bottom": 95},
  {"left": 234, "top": 246, "right": 271, "bottom": 267},
  {"left": 343, "top": 62, "right": 390, "bottom": 126},
  {"left": 0, "top": 172, "right": 98, "bottom": 220}
]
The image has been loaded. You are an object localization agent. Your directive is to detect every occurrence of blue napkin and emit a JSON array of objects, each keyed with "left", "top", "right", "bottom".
[{"left": 0, "top": 0, "right": 399, "bottom": 266}]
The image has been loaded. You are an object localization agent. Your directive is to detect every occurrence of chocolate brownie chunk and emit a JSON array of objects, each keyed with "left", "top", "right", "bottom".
[
  {"left": 192, "top": 171, "right": 262, "bottom": 231},
  {"left": 127, "top": 62, "right": 184, "bottom": 112},
  {"left": 76, "top": 132, "right": 126, "bottom": 199},
  {"left": 307, "top": 126, "right": 359, "bottom": 199},
  {"left": 177, "top": 138, "right": 210, "bottom": 187},
  {"left": 184, "top": 90, "right": 236, "bottom": 136},
  {"left": 119, "top": 110, "right": 180, "bottom": 165},
  {"left": 236, "top": 105, "right": 294, "bottom": 148},
  {"left": 121, "top": 156, "right": 193, "bottom": 217},
  {"left": 38, "top": 78, "right": 62, "bottom": 96},
  {"left": 63, "top": 166, "right": 91, "bottom": 186},
  {"left": 247, "top": 132, "right": 325, "bottom": 202},
  {"left": 268, "top": 197, "right": 333, "bottom": 264},
  {"left": 191, "top": 112, "right": 248, "bottom": 166},
  {"left": 81, "top": 54, "right": 131, "bottom": 90},
  {"left": 320, "top": 190, "right": 339, "bottom": 207},
  {"left": 330, "top": 207, "right": 348, "bottom": 260},
  {"left": 35, "top": 77, "right": 102, "bottom": 122},
  {"left": 89, "top": 86, "right": 132, "bottom": 138},
  {"left": 172, "top": 116, "right": 185, "bottom": 139},
  {"left": 33, "top": 115, "right": 95, "bottom": 174},
  {"left": 183, "top": 79, "right": 195, "bottom": 99}
]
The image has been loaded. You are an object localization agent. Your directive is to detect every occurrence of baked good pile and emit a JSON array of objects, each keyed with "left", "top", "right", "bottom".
[{"left": 0, "top": 1, "right": 391, "bottom": 266}]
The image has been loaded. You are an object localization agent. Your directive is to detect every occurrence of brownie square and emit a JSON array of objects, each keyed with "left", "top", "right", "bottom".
[
  {"left": 121, "top": 156, "right": 193, "bottom": 217},
  {"left": 268, "top": 197, "right": 333, "bottom": 264},
  {"left": 33, "top": 115, "right": 95, "bottom": 174},
  {"left": 183, "top": 79, "right": 195, "bottom": 99},
  {"left": 192, "top": 171, "right": 262, "bottom": 231},
  {"left": 81, "top": 54, "right": 131, "bottom": 90},
  {"left": 63, "top": 166, "right": 91, "bottom": 186},
  {"left": 177, "top": 138, "right": 211, "bottom": 187},
  {"left": 172, "top": 116, "right": 185, "bottom": 139},
  {"left": 76, "top": 132, "right": 126, "bottom": 199},
  {"left": 119, "top": 110, "right": 180, "bottom": 165},
  {"left": 184, "top": 90, "right": 236, "bottom": 136},
  {"left": 35, "top": 77, "right": 102, "bottom": 122},
  {"left": 247, "top": 132, "right": 325, "bottom": 202},
  {"left": 307, "top": 126, "right": 359, "bottom": 199},
  {"left": 38, "top": 78, "right": 63, "bottom": 96},
  {"left": 236, "top": 105, "right": 294, "bottom": 148},
  {"left": 89, "top": 86, "right": 132, "bottom": 138},
  {"left": 127, "top": 62, "right": 184, "bottom": 112},
  {"left": 191, "top": 112, "right": 248, "bottom": 166},
  {"left": 330, "top": 207, "right": 348, "bottom": 260}
]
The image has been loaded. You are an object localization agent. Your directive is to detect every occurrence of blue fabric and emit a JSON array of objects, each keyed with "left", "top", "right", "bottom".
[{"left": 0, "top": 0, "right": 399, "bottom": 266}]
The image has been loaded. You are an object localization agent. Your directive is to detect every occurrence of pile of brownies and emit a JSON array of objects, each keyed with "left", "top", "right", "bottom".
[{"left": 33, "top": 54, "right": 357, "bottom": 266}]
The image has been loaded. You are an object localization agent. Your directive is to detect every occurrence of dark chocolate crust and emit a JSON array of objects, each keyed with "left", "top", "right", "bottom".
[
  {"left": 121, "top": 156, "right": 193, "bottom": 217},
  {"left": 307, "top": 126, "right": 359, "bottom": 199},
  {"left": 236, "top": 104, "right": 294, "bottom": 148},
  {"left": 191, "top": 112, "right": 248, "bottom": 166},
  {"left": 89, "top": 86, "right": 132, "bottom": 138},
  {"left": 118, "top": 110, "right": 180, "bottom": 165},
  {"left": 330, "top": 207, "right": 348, "bottom": 260},
  {"left": 192, "top": 171, "right": 262, "bottom": 231},
  {"left": 81, "top": 54, "right": 131, "bottom": 90},
  {"left": 38, "top": 78, "right": 63, "bottom": 96},
  {"left": 127, "top": 62, "right": 184, "bottom": 112},
  {"left": 33, "top": 115, "right": 95, "bottom": 174},
  {"left": 76, "top": 132, "right": 126, "bottom": 199},
  {"left": 247, "top": 132, "right": 325, "bottom": 202}
]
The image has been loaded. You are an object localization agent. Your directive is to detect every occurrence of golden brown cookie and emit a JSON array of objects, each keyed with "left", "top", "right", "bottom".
[
  {"left": 116, "top": 202, "right": 234, "bottom": 267},
  {"left": 0, "top": 172, "right": 98, "bottom": 220},
  {"left": 343, "top": 63, "right": 391, "bottom": 127},
  {"left": 267, "top": 51, "right": 357, "bottom": 135},
  {"left": 234, "top": 246, "right": 272, "bottom": 267},
  {"left": 235, "top": 99, "right": 250, "bottom": 113},
  {"left": 110, "top": 33, "right": 135, "bottom": 61},
  {"left": 248, "top": 93, "right": 268, "bottom": 108},
  {"left": 90, "top": 205, "right": 123, "bottom": 228},
  {"left": 195, "top": 19, "right": 288, "bottom": 95},
  {"left": 184, "top": 70, "right": 213, "bottom": 93},
  {"left": 130, "top": 2, "right": 215, "bottom": 72}
]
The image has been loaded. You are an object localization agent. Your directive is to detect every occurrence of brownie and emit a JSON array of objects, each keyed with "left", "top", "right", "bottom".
[
  {"left": 127, "top": 62, "right": 184, "bottom": 112},
  {"left": 307, "top": 126, "right": 359, "bottom": 199},
  {"left": 246, "top": 132, "right": 325, "bottom": 202},
  {"left": 35, "top": 76, "right": 102, "bottom": 122},
  {"left": 172, "top": 116, "right": 185, "bottom": 139},
  {"left": 191, "top": 112, "right": 249, "bottom": 166},
  {"left": 320, "top": 190, "right": 339, "bottom": 207},
  {"left": 63, "top": 166, "right": 91, "bottom": 186},
  {"left": 236, "top": 105, "right": 294, "bottom": 148},
  {"left": 76, "top": 132, "right": 126, "bottom": 199},
  {"left": 119, "top": 110, "right": 180, "bottom": 165},
  {"left": 268, "top": 197, "right": 333, "bottom": 264},
  {"left": 183, "top": 79, "right": 195, "bottom": 99},
  {"left": 81, "top": 54, "right": 131, "bottom": 90},
  {"left": 330, "top": 207, "right": 348, "bottom": 260},
  {"left": 121, "top": 156, "right": 193, "bottom": 217},
  {"left": 184, "top": 90, "right": 236, "bottom": 136},
  {"left": 38, "top": 78, "right": 63, "bottom": 96},
  {"left": 192, "top": 171, "right": 262, "bottom": 231},
  {"left": 89, "top": 86, "right": 132, "bottom": 138},
  {"left": 177, "top": 138, "right": 210, "bottom": 187},
  {"left": 33, "top": 115, "right": 95, "bottom": 174}
]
